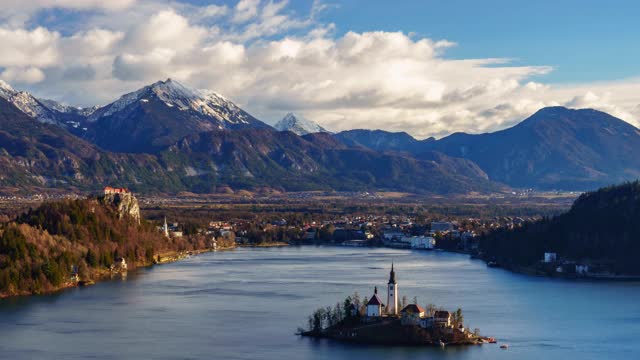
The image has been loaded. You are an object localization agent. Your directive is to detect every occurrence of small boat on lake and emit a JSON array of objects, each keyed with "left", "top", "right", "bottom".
[{"left": 500, "top": 344, "right": 509, "bottom": 349}]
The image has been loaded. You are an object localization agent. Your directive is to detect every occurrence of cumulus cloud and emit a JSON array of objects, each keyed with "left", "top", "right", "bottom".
[
  {"left": 0, "top": 26, "right": 59, "bottom": 67},
  {"left": 1, "top": 66, "right": 45, "bottom": 83},
  {"left": 0, "top": 0, "right": 639, "bottom": 138}
]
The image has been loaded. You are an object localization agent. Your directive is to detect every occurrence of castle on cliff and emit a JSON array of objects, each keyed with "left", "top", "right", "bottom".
[{"left": 103, "top": 186, "right": 130, "bottom": 195}]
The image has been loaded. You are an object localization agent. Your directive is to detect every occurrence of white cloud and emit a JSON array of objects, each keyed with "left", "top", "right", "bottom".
[
  {"left": 232, "top": 0, "right": 261, "bottom": 24},
  {"left": 0, "top": 26, "right": 59, "bottom": 67},
  {"left": 0, "top": 0, "right": 639, "bottom": 138},
  {"left": 1, "top": 66, "right": 45, "bottom": 83}
]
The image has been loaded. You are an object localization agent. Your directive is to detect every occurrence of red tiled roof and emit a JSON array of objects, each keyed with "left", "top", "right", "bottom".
[
  {"left": 367, "top": 293, "right": 385, "bottom": 306},
  {"left": 401, "top": 304, "right": 425, "bottom": 313}
]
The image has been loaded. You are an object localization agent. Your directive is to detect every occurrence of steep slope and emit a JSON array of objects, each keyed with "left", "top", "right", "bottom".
[
  {"left": 0, "top": 80, "right": 94, "bottom": 131},
  {"left": 84, "top": 79, "right": 271, "bottom": 153},
  {"left": 0, "top": 96, "right": 500, "bottom": 194},
  {"left": 0, "top": 193, "right": 205, "bottom": 297},
  {"left": 334, "top": 129, "right": 434, "bottom": 153},
  {"left": 161, "top": 128, "right": 498, "bottom": 194},
  {"left": 425, "top": 107, "right": 640, "bottom": 190},
  {"left": 0, "top": 97, "right": 185, "bottom": 192},
  {"left": 275, "top": 113, "right": 329, "bottom": 135},
  {"left": 481, "top": 181, "right": 640, "bottom": 274}
]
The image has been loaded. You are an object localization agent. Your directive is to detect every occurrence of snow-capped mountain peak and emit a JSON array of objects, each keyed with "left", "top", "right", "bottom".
[
  {"left": 0, "top": 80, "right": 58, "bottom": 124},
  {"left": 89, "top": 78, "right": 261, "bottom": 126},
  {"left": 0, "top": 79, "right": 95, "bottom": 126},
  {"left": 275, "top": 113, "right": 329, "bottom": 136},
  {"left": 0, "top": 79, "right": 15, "bottom": 93}
]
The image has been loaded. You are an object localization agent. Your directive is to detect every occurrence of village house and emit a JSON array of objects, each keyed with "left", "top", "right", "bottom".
[
  {"left": 434, "top": 310, "right": 452, "bottom": 327},
  {"left": 400, "top": 304, "right": 425, "bottom": 326},
  {"left": 111, "top": 257, "right": 128, "bottom": 272},
  {"left": 430, "top": 221, "right": 455, "bottom": 234}
]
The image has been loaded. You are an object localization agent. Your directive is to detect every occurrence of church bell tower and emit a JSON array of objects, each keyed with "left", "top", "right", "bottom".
[{"left": 387, "top": 262, "right": 398, "bottom": 315}]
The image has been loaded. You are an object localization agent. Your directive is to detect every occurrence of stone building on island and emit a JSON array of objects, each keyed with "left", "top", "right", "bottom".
[
  {"left": 363, "top": 264, "right": 455, "bottom": 331},
  {"left": 366, "top": 287, "right": 385, "bottom": 317}
]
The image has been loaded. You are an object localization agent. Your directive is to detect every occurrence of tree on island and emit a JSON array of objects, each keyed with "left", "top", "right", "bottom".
[{"left": 453, "top": 308, "right": 464, "bottom": 328}]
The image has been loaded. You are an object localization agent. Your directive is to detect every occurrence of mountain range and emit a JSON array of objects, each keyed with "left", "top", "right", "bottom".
[{"left": 1, "top": 78, "right": 639, "bottom": 194}]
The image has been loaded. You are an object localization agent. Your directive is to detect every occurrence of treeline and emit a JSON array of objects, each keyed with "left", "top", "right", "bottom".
[
  {"left": 480, "top": 181, "right": 640, "bottom": 274},
  {"left": 0, "top": 197, "right": 207, "bottom": 296}
]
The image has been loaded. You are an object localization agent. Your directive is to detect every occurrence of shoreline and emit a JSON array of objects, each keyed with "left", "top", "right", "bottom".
[
  {"left": 476, "top": 258, "right": 640, "bottom": 281},
  {"left": 0, "top": 245, "right": 237, "bottom": 299},
  {"left": 0, "top": 242, "right": 292, "bottom": 300}
]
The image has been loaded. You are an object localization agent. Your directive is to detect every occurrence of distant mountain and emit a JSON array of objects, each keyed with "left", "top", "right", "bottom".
[
  {"left": 0, "top": 96, "right": 499, "bottom": 194},
  {"left": 163, "top": 128, "right": 498, "bottom": 194},
  {"left": 425, "top": 107, "right": 640, "bottom": 190},
  {"left": 15, "top": 79, "right": 637, "bottom": 193},
  {"left": 334, "top": 129, "right": 434, "bottom": 153},
  {"left": 0, "top": 96, "right": 186, "bottom": 191},
  {"left": 83, "top": 79, "right": 271, "bottom": 153},
  {"left": 0, "top": 80, "right": 91, "bottom": 129},
  {"left": 274, "top": 113, "right": 329, "bottom": 135}
]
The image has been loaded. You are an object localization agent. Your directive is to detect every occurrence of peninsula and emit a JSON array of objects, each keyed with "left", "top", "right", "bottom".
[{"left": 0, "top": 187, "right": 233, "bottom": 298}]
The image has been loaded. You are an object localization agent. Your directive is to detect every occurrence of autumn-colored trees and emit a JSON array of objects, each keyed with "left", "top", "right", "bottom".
[{"left": 0, "top": 197, "right": 209, "bottom": 296}]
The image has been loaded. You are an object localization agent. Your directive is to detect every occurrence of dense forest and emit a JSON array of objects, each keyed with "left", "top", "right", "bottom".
[
  {"left": 0, "top": 195, "right": 210, "bottom": 297},
  {"left": 480, "top": 181, "right": 640, "bottom": 274}
]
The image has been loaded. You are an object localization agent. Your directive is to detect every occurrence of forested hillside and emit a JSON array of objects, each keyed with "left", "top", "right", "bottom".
[
  {"left": 0, "top": 194, "right": 208, "bottom": 297},
  {"left": 480, "top": 181, "right": 640, "bottom": 274}
]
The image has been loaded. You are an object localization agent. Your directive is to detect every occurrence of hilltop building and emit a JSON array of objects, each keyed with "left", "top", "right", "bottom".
[{"left": 103, "top": 186, "right": 130, "bottom": 195}]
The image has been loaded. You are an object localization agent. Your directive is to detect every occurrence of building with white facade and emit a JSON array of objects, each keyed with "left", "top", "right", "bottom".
[
  {"left": 366, "top": 287, "right": 384, "bottom": 317},
  {"left": 387, "top": 263, "right": 398, "bottom": 315}
]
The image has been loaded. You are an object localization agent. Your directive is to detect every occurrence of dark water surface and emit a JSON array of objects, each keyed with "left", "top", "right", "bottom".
[{"left": 1, "top": 246, "right": 638, "bottom": 359}]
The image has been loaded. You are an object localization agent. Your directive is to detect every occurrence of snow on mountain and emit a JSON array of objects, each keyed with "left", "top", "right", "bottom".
[
  {"left": 0, "top": 79, "right": 95, "bottom": 127},
  {"left": 274, "top": 113, "right": 329, "bottom": 136},
  {"left": 88, "top": 78, "right": 263, "bottom": 127},
  {"left": 0, "top": 80, "right": 58, "bottom": 124}
]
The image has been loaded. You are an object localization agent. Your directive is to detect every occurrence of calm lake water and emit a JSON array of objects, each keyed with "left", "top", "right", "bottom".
[{"left": 1, "top": 246, "right": 639, "bottom": 359}]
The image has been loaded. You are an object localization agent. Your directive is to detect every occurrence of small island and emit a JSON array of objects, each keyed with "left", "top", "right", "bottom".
[{"left": 299, "top": 264, "right": 493, "bottom": 347}]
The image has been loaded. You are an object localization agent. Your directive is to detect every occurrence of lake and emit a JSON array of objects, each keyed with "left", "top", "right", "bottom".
[{"left": 1, "top": 246, "right": 638, "bottom": 359}]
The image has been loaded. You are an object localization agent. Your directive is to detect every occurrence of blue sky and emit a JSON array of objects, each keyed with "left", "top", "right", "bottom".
[
  {"left": 321, "top": 0, "right": 640, "bottom": 83},
  {"left": 1, "top": 0, "right": 639, "bottom": 137}
]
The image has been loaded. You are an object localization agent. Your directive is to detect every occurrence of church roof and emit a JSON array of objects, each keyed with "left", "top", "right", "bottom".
[
  {"left": 367, "top": 293, "right": 385, "bottom": 306},
  {"left": 401, "top": 304, "right": 425, "bottom": 314}
]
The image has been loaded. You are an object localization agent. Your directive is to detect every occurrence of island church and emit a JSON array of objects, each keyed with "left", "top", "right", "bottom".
[{"left": 366, "top": 263, "right": 399, "bottom": 317}]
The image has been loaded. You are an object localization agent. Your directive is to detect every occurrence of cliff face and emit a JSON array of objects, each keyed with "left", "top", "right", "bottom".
[{"left": 101, "top": 192, "right": 141, "bottom": 224}]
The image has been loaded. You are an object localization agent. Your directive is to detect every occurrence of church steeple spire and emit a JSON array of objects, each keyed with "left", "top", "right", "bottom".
[
  {"left": 388, "top": 261, "right": 396, "bottom": 284},
  {"left": 387, "top": 262, "right": 398, "bottom": 315}
]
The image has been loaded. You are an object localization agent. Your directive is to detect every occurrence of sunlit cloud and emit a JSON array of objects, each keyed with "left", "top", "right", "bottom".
[{"left": 0, "top": 0, "right": 639, "bottom": 138}]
